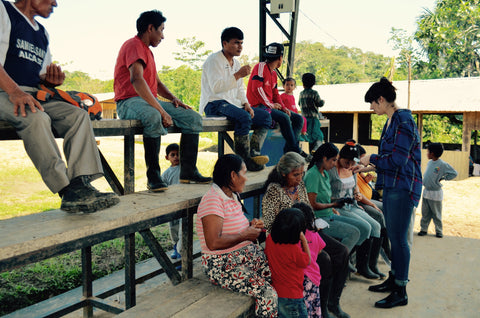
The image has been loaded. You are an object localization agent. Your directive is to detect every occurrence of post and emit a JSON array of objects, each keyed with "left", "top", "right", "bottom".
[{"left": 82, "top": 247, "right": 93, "bottom": 318}]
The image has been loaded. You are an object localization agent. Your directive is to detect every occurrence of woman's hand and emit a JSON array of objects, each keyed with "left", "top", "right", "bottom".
[
  {"left": 241, "top": 225, "right": 262, "bottom": 242},
  {"left": 332, "top": 208, "right": 340, "bottom": 215},
  {"left": 251, "top": 218, "right": 264, "bottom": 229}
]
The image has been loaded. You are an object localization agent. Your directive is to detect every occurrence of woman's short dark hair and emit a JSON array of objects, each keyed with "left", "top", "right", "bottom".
[
  {"left": 221, "top": 27, "right": 244, "bottom": 44},
  {"left": 292, "top": 202, "right": 317, "bottom": 232},
  {"left": 339, "top": 140, "right": 360, "bottom": 161},
  {"left": 270, "top": 208, "right": 306, "bottom": 244},
  {"left": 308, "top": 142, "right": 339, "bottom": 170},
  {"left": 137, "top": 10, "right": 166, "bottom": 35},
  {"left": 213, "top": 154, "right": 244, "bottom": 188},
  {"left": 364, "top": 77, "right": 397, "bottom": 103},
  {"left": 301, "top": 73, "right": 316, "bottom": 89},
  {"left": 264, "top": 152, "right": 305, "bottom": 189}
]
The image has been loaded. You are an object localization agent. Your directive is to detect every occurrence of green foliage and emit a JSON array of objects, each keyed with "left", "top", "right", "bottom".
[
  {"left": 422, "top": 114, "right": 463, "bottom": 143},
  {"left": 59, "top": 70, "right": 113, "bottom": 93},
  {"left": 415, "top": 0, "right": 480, "bottom": 78},
  {"left": 173, "top": 37, "right": 212, "bottom": 70},
  {"left": 293, "top": 41, "right": 391, "bottom": 84},
  {"left": 158, "top": 65, "right": 202, "bottom": 111}
]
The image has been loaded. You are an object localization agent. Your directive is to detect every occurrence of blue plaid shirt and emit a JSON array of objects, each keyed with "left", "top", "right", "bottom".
[{"left": 370, "top": 109, "right": 422, "bottom": 205}]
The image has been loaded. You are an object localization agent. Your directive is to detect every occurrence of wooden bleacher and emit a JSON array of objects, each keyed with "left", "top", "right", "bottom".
[{"left": 0, "top": 167, "right": 272, "bottom": 317}]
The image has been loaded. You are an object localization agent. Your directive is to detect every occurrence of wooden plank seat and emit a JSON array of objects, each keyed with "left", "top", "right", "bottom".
[
  {"left": 0, "top": 167, "right": 272, "bottom": 317},
  {"left": 117, "top": 274, "right": 255, "bottom": 318}
]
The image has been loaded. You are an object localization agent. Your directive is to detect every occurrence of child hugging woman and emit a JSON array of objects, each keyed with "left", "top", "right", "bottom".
[{"left": 265, "top": 208, "right": 311, "bottom": 318}]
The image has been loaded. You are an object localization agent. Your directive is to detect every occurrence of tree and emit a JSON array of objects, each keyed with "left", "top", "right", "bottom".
[
  {"left": 415, "top": 0, "right": 480, "bottom": 78},
  {"left": 172, "top": 37, "right": 212, "bottom": 70},
  {"left": 158, "top": 65, "right": 202, "bottom": 111}
]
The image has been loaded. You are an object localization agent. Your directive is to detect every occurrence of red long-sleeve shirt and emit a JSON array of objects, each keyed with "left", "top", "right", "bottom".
[{"left": 246, "top": 62, "right": 283, "bottom": 109}]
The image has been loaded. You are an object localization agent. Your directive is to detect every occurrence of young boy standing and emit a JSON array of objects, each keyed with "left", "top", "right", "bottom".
[
  {"left": 162, "top": 143, "right": 181, "bottom": 258},
  {"left": 299, "top": 73, "right": 325, "bottom": 153},
  {"left": 418, "top": 143, "right": 458, "bottom": 238}
]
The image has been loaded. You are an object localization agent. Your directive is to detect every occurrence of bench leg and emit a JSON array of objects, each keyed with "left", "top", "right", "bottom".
[
  {"left": 124, "top": 133, "right": 135, "bottom": 194},
  {"left": 181, "top": 207, "right": 194, "bottom": 280},
  {"left": 125, "top": 233, "right": 136, "bottom": 309},
  {"left": 82, "top": 247, "right": 93, "bottom": 318}
]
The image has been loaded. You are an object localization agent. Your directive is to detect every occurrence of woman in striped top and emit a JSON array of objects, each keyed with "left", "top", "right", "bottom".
[{"left": 196, "top": 154, "right": 278, "bottom": 317}]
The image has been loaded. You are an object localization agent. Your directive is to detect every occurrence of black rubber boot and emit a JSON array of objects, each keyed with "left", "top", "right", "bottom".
[
  {"left": 234, "top": 135, "right": 265, "bottom": 171},
  {"left": 369, "top": 237, "right": 386, "bottom": 279},
  {"left": 179, "top": 134, "right": 212, "bottom": 184},
  {"left": 319, "top": 276, "right": 332, "bottom": 318},
  {"left": 374, "top": 284, "right": 408, "bottom": 308},
  {"left": 381, "top": 228, "right": 391, "bottom": 261},
  {"left": 328, "top": 261, "right": 351, "bottom": 318},
  {"left": 60, "top": 176, "right": 120, "bottom": 213},
  {"left": 369, "top": 271, "right": 396, "bottom": 292},
  {"left": 356, "top": 238, "right": 380, "bottom": 279},
  {"left": 143, "top": 137, "right": 168, "bottom": 192},
  {"left": 250, "top": 127, "right": 268, "bottom": 159}
]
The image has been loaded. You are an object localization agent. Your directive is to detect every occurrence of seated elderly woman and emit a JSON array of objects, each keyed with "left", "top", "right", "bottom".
[
  {"left": 262, "top": 152, "right": 351, "bottom": 318},
  {"left": 196, "top": 154, "right": 277, "bottom": 318}
]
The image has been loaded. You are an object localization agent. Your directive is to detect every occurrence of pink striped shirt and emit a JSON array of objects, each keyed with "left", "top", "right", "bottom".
[{"left": 196, "top": 184, "right": 251, "bottom": 255}]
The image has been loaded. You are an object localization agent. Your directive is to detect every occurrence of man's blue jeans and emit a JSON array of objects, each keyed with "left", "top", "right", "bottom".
[
  {"left": 383, "top": 187, "right": 415, "bottom": 285},
  {"left": 255, "top": 105, "right": 303, "bottom": 153},
  {"left": 117, "top": 96, "right": 202, "bottom": 138},
  {"left": 278, "top": 297, "right": 308, "bottom": 318},
  {"left": 204, "top": 100, "right": 271, "bottom": 135}
]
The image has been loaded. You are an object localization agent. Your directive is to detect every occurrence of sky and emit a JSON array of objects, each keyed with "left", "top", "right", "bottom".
[{"left": 37, "top": 0, "right": 438, "bottom": 80}]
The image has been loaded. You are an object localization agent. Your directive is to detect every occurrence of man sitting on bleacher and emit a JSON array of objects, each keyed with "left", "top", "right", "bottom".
[
  {"left": 114, "top": 10, "right": 211, "bottom": 191},
  {"left": 200, "top": 27, "right": 270, "bottom": 172},
  {"left": 0, "top": 0, "right": 119, "bottom": 213}
]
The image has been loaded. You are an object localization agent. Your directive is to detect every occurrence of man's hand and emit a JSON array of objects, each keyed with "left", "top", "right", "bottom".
[
  {"left": 281, "top": 107, "right": 291, "bottom": 116},
  {"left": 171, "top": 97, "right": 192, "bottom": 109},
  {"left": 43, "top": 64, "right": 65, "bottom": 87},
  {"left": 234, "top": 65, "right": 251, "bottom": 80},
  {"left": 9, "top": 88, "right": 44, "bottom": 117},
  {"left": 159, "top": 110, "right": 173, "bottom": 127},
  {"left": 272, "top": 103, "right": 282, "bottom": 110},
  {"left": 244, "top": 103, "right": 254, "bottom": 118}
]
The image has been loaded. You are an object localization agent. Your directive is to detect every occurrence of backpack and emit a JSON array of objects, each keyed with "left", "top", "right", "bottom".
[{"left": 33, "top": 84, "right": 103, "bottom": 120}]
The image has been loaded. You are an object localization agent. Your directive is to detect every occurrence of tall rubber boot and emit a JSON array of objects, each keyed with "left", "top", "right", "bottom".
[
  {"left": 250, "top": 127, "right": 269, "bottom": 163},
  {"left": 179, "top": 134, "right": 212, "bottom": 184},
  {"left": 381, "top": 228, "right": 392, "bottom": 261},
  {"left": 328, "top": 261, "right": 351, "bottom": 318},
  {"left": 356, "top": 238, "right": 380, "bottom": 279},
  {"left": 319, "top": 276, "right": 332, "bottom": 318},
  {"left": 374, "top": 284, "right": 408, "bottom": 308},
  {"left": 369, "top": 237, "right": 386, "bottom": 279},
  {"left": 234, "top": 135, "right": 265, "bottom": 171},
  {"left": 143, "top": 137, "right": 168, "bottom": 192}
]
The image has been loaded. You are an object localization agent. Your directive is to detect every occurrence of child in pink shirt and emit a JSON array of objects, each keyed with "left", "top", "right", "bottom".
[
  {"left": 281, "top": 78, "right": 308, "bottom": 138},
  {"left": 293, "top": 202, "right": 326, "bottom": 318}
]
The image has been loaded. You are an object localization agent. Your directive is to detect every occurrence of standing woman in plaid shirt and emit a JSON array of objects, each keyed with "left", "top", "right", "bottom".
[{"left": 355, "top": 78, "right": 422, "bottom": 309}]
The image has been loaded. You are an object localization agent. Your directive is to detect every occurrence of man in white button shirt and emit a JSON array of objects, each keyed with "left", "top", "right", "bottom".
[{"left": 200, "top": 27, "right": 269, "bottom": 171}]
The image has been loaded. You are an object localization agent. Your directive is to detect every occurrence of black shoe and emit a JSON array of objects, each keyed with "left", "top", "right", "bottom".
[
  {"left": 436, "top": 233, "right": 443, "bottom": 238},
  {"left": 60, "top": 177, "right": 120, "bottom": 213},
  {"left": 374, "top": 285, "right": 408, "bottom": 308},
  {"left": 299, "top": 150, "right": 313, "bottom": 162},
  {"left": 418, "top": 230, "right": 427, "bottom": 236},
  {"left": 369, "top": 271, "right": 395, "bottom": 292},
  {"left": 180, "top": 169, "right": 212, "bottom": 184},
  {"left": 327, "top": 302, "right": 350, "bottom": 318},
  {"left": 147, "top": 179, "right": 168, "bottom": 192}
]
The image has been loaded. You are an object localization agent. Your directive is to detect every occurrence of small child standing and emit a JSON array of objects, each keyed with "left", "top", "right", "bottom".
[
  {"left": 281, "top": 77, "right": 308, "bottom": 140},
  {"left": 292, "top": 202, "right": 326, "bottom": 318},
  {"left": 299, "top": 73, "right": 325, "bottom": 153},
  {"left": 419, "top": 142, "right": 458, "bottom": 238},
  {"left": 265, "top": 208, "right": 311, "bottom": 318},
  {"left": 162, "top": 143, "right": 182, "bottom": 258}
]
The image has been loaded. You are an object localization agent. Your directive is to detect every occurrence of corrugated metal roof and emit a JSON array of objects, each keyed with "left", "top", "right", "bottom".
[{"left": 293, "top": 77, "right": 480, "bottom": 113}]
